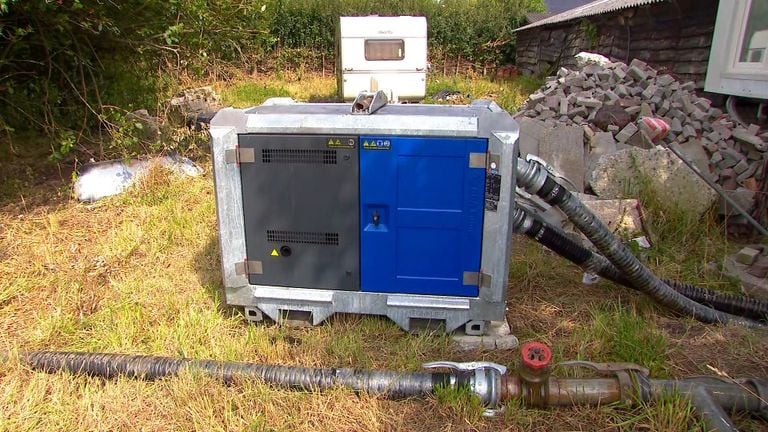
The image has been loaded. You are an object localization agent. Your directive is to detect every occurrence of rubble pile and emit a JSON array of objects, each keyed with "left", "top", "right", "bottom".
[{"left": 518, "top": 58, "right": 767, "bottom": 212}]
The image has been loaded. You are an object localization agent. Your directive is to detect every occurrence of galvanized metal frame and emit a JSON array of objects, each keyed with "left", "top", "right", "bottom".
[{"left": 210, "top": 99, "right": 519, "bottom": 333}]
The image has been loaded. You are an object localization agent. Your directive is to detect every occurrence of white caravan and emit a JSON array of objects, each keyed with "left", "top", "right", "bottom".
[{"left": 337, "top": 16, "right": 428, "bottom": 102}]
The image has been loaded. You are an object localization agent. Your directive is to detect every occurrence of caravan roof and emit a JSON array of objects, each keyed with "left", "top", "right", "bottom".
[{"left": 339, "top": 16, "right": 427, "bottom": 39}]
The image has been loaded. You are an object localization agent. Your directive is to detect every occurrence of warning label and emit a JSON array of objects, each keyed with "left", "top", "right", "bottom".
[
  {"left": 326, "top": 137, "right": 356, "bottom": 149},
  {"left": 362, "top": 139, "right": 391, "bottom": 150},
  {"left": 270, "top": 249, "right": 279, "bottom": 257}
]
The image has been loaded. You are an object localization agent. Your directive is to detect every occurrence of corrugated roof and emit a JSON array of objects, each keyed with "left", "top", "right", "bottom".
[
  {"left": 545, "top": 0, "right": 595, "bottom": 14},
  {"left": 525, "top": 12, "right": 554, "bottom": 23},
  {"left": 513, "top": 0, "right": 666, "bottom": 32}
]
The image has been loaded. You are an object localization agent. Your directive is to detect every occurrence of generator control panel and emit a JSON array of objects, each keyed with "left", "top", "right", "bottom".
[{"left": 210, "top": 99, "right": 518, "bottom": 334}]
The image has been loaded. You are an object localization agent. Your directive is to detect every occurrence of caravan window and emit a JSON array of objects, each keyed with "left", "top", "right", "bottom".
[{"left": 364, "top": 39, "right": 405, "bottom": 61}]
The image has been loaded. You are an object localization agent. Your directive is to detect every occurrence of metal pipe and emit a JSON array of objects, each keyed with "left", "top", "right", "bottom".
[
  {"left": 547, "top": 378, "right": 623, "bottom": 406},
  {"left": 650, "top": 378, "right": 766, "bottom": 414},
  {"left": 502, "top": 375, "right": 767, "bottom": 432},
  {"left": 503, "top": 343, "right": 768, "bottom": 432},
  {"left": 689, "top": 386, "right": 738, "bottom": 432},
  {"left": 649, "top": 378, "right": 767, "bottom": 432},
  {"left": 503, "top": 376, "right": 623, "bottom": 407}
]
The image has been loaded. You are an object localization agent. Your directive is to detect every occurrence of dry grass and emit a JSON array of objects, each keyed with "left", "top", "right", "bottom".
[
  {"left": 425, "top": 74, "right": 543, "bottom": 112},
  {"left": 217, "top": 75, "right": 338, "bottom": 108},
  {"left": 0, "top": 74, "right": 766, "bottom": 431}
]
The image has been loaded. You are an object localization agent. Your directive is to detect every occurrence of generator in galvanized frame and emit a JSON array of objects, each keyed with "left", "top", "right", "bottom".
[{"left": 210, "top": 96, "right": 518, "bottom": 335}]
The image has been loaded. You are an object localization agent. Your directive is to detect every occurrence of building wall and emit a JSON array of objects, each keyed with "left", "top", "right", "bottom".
[{"left": 515, "top": 0, "right": 718, "bottom": 86}]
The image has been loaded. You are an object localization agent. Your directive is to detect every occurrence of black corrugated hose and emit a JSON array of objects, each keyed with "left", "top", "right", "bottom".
[
  {"left": 516, "top": 158, "right": 765, "bottom": 328},
  {"left": 17, "top": 351, "right": 450, "bottom": 398},
  {"left": 512, "top": 206, "right": 768, "bottom": 322}
]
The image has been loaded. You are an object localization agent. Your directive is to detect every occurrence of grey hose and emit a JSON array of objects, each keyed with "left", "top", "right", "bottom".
[{"left": 516, "top": 158, "right": 763, "bottom": 328}]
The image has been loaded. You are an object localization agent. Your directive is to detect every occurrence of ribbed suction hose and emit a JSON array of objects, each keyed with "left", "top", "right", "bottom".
[
  {"left": 511, "top": 206, "right": 768, "bottom": 321},
  {"left": 516, "top": 158, "right": 763, "bottom": 328},
  {"left": 19, "top": 351, "right": 447, "bottom": 398}
]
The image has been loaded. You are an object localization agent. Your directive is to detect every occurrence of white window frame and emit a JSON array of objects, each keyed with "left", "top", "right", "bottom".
[
  {"left": 705, "top": 0, "right": 768, "bottom": 99},
  {"left": 732, "top": 0, "right": 768, "bottom": 71}
]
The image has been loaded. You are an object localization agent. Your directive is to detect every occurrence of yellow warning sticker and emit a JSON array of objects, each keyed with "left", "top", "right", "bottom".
[
  {"left": 326, "top": 136, "right": 356, "bottom": 149},
  {"left": 270, "top": 249, "right": 279, "bottom": 257},
  {"left": 362, "top": 139, "right": 391, "bottom": 150}
]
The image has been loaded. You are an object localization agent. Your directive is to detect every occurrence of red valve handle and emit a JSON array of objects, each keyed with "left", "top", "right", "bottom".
[{"left": 520, "top": 341, "right": 552, "bottom": 370}]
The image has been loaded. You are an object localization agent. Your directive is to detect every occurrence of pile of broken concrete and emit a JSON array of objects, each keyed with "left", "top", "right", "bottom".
[{"left": 517, "top": 57, "right": 766, "bottom": 220}]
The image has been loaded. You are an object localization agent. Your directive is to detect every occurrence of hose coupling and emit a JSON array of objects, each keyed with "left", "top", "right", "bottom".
[
  {"left": 423, "top": 360, "right": 507, "bottom": 415},
  {"left": 511, "top": 206, "right": 535, "bottom": 234},
  {"left": 516, "top": 157, "right": 549, "bottom": 195}
]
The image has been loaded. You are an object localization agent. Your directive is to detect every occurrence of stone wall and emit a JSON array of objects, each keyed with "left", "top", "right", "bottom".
[{"left": 515, "top": 0, "right": 718, "bottom": 87}]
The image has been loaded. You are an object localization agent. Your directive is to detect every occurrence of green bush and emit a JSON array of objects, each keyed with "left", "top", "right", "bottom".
[{"left": 0, "top": 0, "right": 545, "bottom": 158}]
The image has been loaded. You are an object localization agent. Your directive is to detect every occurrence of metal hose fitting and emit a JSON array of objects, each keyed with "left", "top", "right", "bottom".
[
  {"left": 505, "top": 342, "right": 768, "bottom": 432},
  {"left": 515, "top": 156, "right": 549, "bottom": 196}
]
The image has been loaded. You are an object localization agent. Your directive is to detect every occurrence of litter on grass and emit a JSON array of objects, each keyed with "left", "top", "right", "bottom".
[{"left": 74, "top": 154, "right": 203, "bottom": 202}]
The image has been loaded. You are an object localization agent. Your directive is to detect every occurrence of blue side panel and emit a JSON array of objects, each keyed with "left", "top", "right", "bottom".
[{"left": 360, "top": 136, "right": 487, "bottom": 297}]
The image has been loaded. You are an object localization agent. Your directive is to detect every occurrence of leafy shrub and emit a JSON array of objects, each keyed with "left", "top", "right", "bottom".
[{"left": 0, "top": 0, "right": 545, "bottom": 158}]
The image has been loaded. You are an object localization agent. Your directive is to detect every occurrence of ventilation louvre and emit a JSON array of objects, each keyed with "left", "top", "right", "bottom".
[
  {"left": 267, "top": 230, "right": 340, "bottom": 246},
  {"left": 262, "top": 149, "right": 337, "bottom": 164}
]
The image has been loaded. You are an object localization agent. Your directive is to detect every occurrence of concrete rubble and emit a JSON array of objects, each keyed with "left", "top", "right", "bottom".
[
  {"left": 168, "top": 86, "right": 222, "bottom": 127},
  {"left": 724, "top": 246, "right": 768, "bottom": 301},
  {"left": 518, "top": 56, "right": 766, "bottom": 218},
  {"left": 588, "top": 147, "right": 718, "bottom": 217},
  {"left": 576, "top": 193, "right": 644, "bottom": 238}
]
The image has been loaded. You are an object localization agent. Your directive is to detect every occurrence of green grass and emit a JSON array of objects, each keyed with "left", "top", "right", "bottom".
[
  {"left": 597, "top": 149, "right": 740, "bottom": 295},
  {"left": 577, "top": 304, "right": 669, "bottom": 377},
  {"left": 218, "top": 73, "right": 543, "bottom": 113},
  {"left": 0, "top": 73, "right": 766, "bottom": 432},
  {"left": 433, "top": 383, "right": 485, "bottom": 423},
  {"left": 220, "top": 82, "right": 291, "bottom": 107},
  {"left": 609, "top": 392, "right": 704, "bottom": 432},
  {"left": 424, "top": 75, "right": 543, "bottom": 112},
  {"left": 219, "top": 75, "right": 337, "bottom": 107}
]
